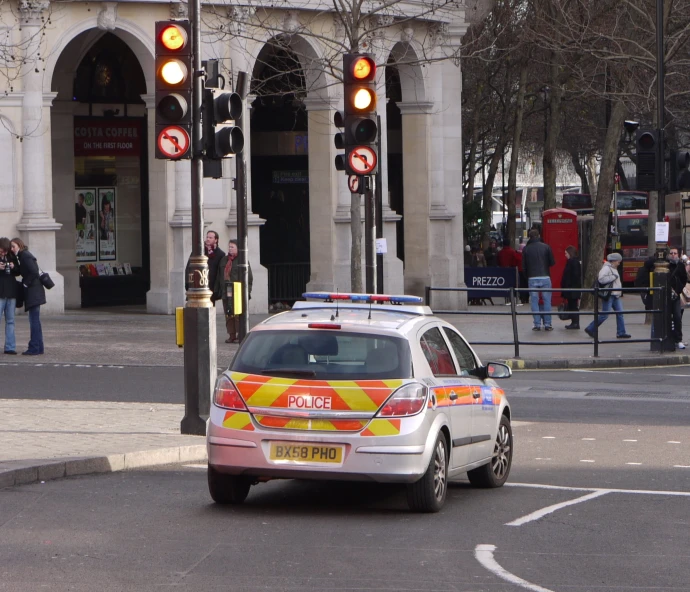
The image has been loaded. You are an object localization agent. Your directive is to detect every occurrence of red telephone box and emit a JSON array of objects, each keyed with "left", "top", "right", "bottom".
[{"left": 542, "top": 208, "right": 578, "bottom": 306}]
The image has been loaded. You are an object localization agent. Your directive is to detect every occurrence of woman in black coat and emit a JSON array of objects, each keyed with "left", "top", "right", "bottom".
[
  {"left": 11, "top": 237, "right": 46, "bottom": 355},
  {"left": 560, "top": 245, "right": 582, "bottom": 330}
]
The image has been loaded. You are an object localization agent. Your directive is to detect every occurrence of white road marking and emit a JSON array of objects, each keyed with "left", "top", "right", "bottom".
[
  {"left": 626, "top": 462, "right": 642, "bottom": 465},
  {"left": 580, "top": 459, "right": 595, "bottom": 463},
  {"left": 667, "top": 441, "right": 681, "bottom": 444},
  {"left": 542, "top": 436, "right": 556, "bottom": 439},
  {"left": 674, "top": 465, "right": 690, "bottom": 468},
  {"left": 623, "top": 439, "right": 638, "bottom": 442},
  {"left": 506, "top": 491, "right": 609, "bottom": 526},
  {"left": 182, "top": 464, "right": 207, "bottom": 470},
  {"left": 581, "top": 438, "right": 596, "bottom": 441},
  {"left": 475, "top": 544, "right": 555, "bottom": 592}
]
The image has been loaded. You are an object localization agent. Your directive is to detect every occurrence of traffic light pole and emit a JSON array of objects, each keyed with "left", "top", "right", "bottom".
[
  {"left": 235, "top": 71, "right": 250, "bottom": 341},
  {"left": 365, "top": 178, "right": 376, "bottom": 293},
  {"left": 181, "top": 0, "right": 216, "bottom": 436},
  {"left": 375, "top": 115, "right": 384, "bottom": 294}
]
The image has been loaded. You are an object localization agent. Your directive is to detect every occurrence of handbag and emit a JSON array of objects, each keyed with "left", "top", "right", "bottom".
[
  {"left": 39, "top": 268, "right": 55, "bottom": 290},
  {"left": 682, "top": 284, "right": 690, "bottom": 308},
  {"left": 557, "top": 303, "right": 570, "bottom": 321}
]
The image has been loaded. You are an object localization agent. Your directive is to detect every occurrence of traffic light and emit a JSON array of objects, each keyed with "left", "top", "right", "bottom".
[
  {"left": 155, "top": 20, "right": 192, "bottom": 160},
  {"left": 334, "top": 53, "right": 378, "bottom": 176},
  {"left": 203, "top": 90, "right": 245, "bottom": 163},
  {"left": 635, "top": 129, "right": 660, "bottom": 191},
  {"left": 670, "top": 149, "right": 690, "bottom": 192}
]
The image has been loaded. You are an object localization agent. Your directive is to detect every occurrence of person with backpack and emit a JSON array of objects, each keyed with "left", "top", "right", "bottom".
[{"left": 584, "top": 253, "right": 631, "bottom": 339}]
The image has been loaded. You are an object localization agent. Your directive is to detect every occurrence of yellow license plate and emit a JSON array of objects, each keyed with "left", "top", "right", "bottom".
[{"left": 269, "top": 442, "right": 343, "bottom": 464}]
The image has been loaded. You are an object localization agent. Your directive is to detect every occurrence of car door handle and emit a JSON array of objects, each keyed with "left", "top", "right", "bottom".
[
  {"left": 472, "top": 390, "right": 481, "bottom": 399},
  {"left": 449, "top": 392, "right": 458, "bottom": 401}
]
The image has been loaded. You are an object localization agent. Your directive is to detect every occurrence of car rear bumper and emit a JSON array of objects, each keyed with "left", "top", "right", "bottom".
[{"left": 207, "top": 408, "right": 444, "bottom": 483}]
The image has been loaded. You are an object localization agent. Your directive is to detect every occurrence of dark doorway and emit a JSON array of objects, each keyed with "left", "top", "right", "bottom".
[
  {"left": 251, "top": 42, "right": 310, "bottom": 305},
  {"left": 72, "top": 33, "right": 149, "bottom": 307},
  {"left": 386, "top": 62, "right": 404, "bottom": 263}
]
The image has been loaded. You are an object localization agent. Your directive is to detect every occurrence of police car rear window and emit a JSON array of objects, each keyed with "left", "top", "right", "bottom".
[{"left": 231, "top": 330, "right": 413, "bottom": 380}]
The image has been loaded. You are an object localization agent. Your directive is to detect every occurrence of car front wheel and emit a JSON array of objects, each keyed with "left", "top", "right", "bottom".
[
  {"left": 407, "top": 433, "right": 448, "bottom": 513},
  {"left": 208, "top": 466, "right": 252, "bottom": 504},
  {"left": 467, "top": 414, "right": 512, "bottom": 488}
]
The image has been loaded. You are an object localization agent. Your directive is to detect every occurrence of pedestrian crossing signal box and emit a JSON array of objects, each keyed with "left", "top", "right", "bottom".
[{"left": 542, "top": 208, "right": 578, "bottom": 307}]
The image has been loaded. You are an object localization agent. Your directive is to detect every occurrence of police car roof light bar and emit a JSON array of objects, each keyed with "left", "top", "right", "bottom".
[{"left": 303, "top": 292, "right": 424, "bottom": 305}]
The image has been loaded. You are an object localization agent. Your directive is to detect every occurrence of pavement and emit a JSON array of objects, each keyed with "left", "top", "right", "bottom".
[{"left": 1, "top": 301, "right": 687, "bottom": 489}]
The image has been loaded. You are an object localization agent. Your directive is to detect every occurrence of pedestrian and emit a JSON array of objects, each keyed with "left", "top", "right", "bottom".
[
  {"left": 497, "top": 238, "right": 520, "bottom": 305},
  {"left": 0, "top": 237, "right": 20, "bottom": 354},
  {"left": 584, "top": 253, "right": 631, "bottom": 340},
  {"left": 10, "top": 237, "right": 46, "bottom": 355},
  {"left": 634, "top": 257, "right": 656, "bottom": 311},
  {"left": 521, "top": 228, "right": 555, "bottom": 331},
  {"left": 484, "top": 239, "right": 499, "bottom": 267},
  {"left": 471, "top": 248, "right": 486, "bottom": 267},
  {"left": 667, "top": 247, "right": 688, "bottom": 350},
  {"left": 185, "top": 230, "right": 226, "bottom": 302},
  {"left": 214, "top": 240, "right": 253, "bottom": 344},
  {"left": 560, "top": 245, "right": 582, "bottom": 330}
]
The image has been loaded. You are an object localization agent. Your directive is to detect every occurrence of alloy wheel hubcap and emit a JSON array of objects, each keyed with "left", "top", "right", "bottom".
[
  {"left": 433, "top": 440, "right": 447, "bottom": 500},
  {"left": 491, "top": 424, "right": 511, "bottom": 479}
]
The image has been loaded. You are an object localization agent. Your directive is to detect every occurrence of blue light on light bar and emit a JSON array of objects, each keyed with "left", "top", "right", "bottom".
[{"left": 302, "top": 292, "right": 424, "bottom": 304}]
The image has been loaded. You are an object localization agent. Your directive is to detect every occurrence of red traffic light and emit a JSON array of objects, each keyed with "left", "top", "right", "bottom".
[
  {"left": 349, "top": 56, "right": 376, "bottom": 82},
  {"left": 159, "top": 24, "right": 188, "bottom": 51},
  {"left": 638, "top": 132, "right": 656, "bottom": 150}
]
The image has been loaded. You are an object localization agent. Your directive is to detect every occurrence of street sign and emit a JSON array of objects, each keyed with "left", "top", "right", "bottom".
[
  {"left": 348, "top": 146, "right": 377, "bottom": 175},
  {"left": 348, "top": 175, "right": 361, "bottom": 193},
  {"left": 157, "top": 125, "right": 190, "bottom": 159}
]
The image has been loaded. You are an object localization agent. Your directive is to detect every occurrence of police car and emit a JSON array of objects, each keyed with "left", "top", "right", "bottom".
[{"left": 207, "top": 292, "right": 513, "bottom": 512}]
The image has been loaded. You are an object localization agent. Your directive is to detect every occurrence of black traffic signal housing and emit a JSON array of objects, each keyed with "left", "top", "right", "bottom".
[
  {"left": 155, "top": 20, "right": 192, "bottom": 159},
  {"left": 669, "top": 149, "right": 690, "bottom": 192},
  {"left": 202, "top": 89, "right": 245, "bottom": 174},
  {"left": 635, "top": 129, "right": 660, "bottom": 191},
  {"left": 334, "top": 54, "right": 378, "bottom": 176}
]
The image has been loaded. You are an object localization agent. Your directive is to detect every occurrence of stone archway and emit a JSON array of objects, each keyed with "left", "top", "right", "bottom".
[{"left": 50, "top": 25, "right": 151, "bottom": 309}]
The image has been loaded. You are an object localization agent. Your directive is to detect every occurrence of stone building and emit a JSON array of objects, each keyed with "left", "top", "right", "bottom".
[{"left": 0, "top": 0, "right": 491, "bottom": 313}]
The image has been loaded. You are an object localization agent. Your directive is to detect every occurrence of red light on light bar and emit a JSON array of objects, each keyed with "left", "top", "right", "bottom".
[{"left": 308, "top": 323, "right": 341, "bottom": 329}]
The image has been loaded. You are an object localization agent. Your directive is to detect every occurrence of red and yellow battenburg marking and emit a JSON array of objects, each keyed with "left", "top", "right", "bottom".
[
  {"left": 361, "top": 418, "right": 401, "bottom": 436},
  {"left": 230, "top": 372, "right": 404, "bottom": 412},
  {"left": 222, "top": 411, "right": 255, "bottom": 431},
  {"left": 429, "top": 385, "right": 475, "bottom": 408}
]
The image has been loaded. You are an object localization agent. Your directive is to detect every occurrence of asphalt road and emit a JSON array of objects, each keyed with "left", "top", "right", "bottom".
[{"left": 1, "top": 365, "right": 689, "bottom": 591}]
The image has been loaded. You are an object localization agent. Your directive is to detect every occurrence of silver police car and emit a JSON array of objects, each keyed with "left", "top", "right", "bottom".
[{"left": 207, "top": 292, "right": 513, "bottom": 512}]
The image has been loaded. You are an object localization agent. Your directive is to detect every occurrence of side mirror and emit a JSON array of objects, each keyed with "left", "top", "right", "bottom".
[{"left": 486, "top": 362, "right": 512, "bottom": 379}]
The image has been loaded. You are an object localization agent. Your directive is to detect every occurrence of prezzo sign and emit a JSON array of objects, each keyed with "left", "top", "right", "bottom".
[
  {"left": 464, "top": 267, "right": 518, "bottom": 299},
  {"left": 74, "top": 118, "right": 142, "bottom": 157}
]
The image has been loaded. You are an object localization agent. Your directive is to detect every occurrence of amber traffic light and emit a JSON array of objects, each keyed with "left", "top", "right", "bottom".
[
  {"left": 334, "top": 54, "right": 379, "bottom": 175},
  {"left": 155, "top": 20, "right": 192, "bottom": 159}
]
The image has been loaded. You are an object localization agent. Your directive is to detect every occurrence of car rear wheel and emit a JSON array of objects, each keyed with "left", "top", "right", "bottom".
[
  {"left": 467, "top": 415, "right": 512, "bottom": 488},
  {"left": 406, "top": 433, "right": 448, "bottom": 513},
  {"left": 208, "top": 466, "right": 251, "bottom": 504}
]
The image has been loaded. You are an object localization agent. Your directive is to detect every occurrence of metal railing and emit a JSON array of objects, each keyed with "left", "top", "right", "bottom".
[
  {"left": 267, "top": 262, "right": 311, "bottom": 304},
  {"left": 425, "top": 285, "right": 666, "bottom": 358}
]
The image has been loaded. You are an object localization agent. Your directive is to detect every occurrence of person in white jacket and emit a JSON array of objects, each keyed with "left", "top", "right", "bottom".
[{"left": 584, "top": 253, "right": 631, "bottom": 339}]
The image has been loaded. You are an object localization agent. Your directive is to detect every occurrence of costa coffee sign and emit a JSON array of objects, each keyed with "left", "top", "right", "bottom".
[{"left": 74, "top": 118, "right": 142, "bottom": 157}]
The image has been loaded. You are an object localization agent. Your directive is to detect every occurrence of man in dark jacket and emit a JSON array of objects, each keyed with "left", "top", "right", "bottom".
[
  {"left": 184, "top": 230, "right": 226, "bottom": 303},
  {"left": 668, "top": 247, "right": 688, "bottom": 349},
  {"left": 484, "top": 239, "right": 500, "bottom": 267},
  {"left": 0, "top": 237, "right": 20, "bottom": 354},
  {"left": 522, "top": 228, "right": 556, "bottom": 331},
  {"left": 634, "top": 257, "right": 656, "bottom": 311}
]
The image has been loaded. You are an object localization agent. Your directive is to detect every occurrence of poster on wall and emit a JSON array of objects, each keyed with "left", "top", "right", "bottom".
[
  {"left": 75, "top": 189, "right": 97, "bottom": 261},
  {"left": 97, "top": 187, "right": 116, "bottom": 261}
]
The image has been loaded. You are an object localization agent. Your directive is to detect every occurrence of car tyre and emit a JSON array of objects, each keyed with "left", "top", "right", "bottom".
[
  {"left": 467, "top": 415, "right": 512, "bottom": 488},
  {"left": 208, "top": 466, "right": 251, "bottom": 504},
  {"left": 406, "top": 433, "right": 448, "bottom": 513}
]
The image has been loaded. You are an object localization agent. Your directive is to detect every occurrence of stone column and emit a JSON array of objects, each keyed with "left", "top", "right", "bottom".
[
  {"left": 17, "top": 0, "right": 63, "bottom": 313},
  {"left": 303, "top": 96, "right": 339, "bottom": 292},
  {"left": 145, "top": 93, "right": 174, "bottom": 313},
  {"left": 398, "top": 101, "right": 434, "bottom": 297}
]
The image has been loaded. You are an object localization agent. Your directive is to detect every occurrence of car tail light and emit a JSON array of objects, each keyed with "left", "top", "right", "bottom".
[
  {"left": 377, "top": 383, "right": 427, "bottom": 417},
  {"left": 213, "top": 375, "right": 247, "bottom": 410}
]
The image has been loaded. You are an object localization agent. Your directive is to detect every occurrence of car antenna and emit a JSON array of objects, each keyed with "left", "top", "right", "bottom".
[
  {"left": 333, "top": 290, "right": 339, "bottom": 319},
  {"left": 368, "top": 297, "right": 373, "bottom": 320}
]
